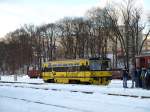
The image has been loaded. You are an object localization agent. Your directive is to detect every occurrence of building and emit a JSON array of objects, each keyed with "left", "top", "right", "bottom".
[
  {"left": 107, "top": 25, "right": 143, "bottom": 68},
  {"left": 142, "top": 35, "right": 150, "bottom": 54}
]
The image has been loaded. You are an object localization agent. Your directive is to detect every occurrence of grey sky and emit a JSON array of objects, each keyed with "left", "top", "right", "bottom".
[{"left": 0, "top": 0, "right": 149, "bottom": 37}]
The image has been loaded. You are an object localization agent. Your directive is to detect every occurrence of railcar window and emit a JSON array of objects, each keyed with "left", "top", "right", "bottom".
[
  {"left": 43, "top": 62, "right": 93, "bottom": 72},
  {"left": 41, "top": 68, "right": 44, "bottom": 72},
  {"left": 53, "top": 67, "right": 68, "bottom": 72},
  {"left": 101, "top": 61, "right": 109, "bottom": 70},
  {"left": 80, "top": 65, "right": 89, "bottom": 71},
  {"left": 43, "top": 67, "right": 52, "bottom": 72},
  {"left": 140, "top": 58, "right": 145, "bottom": 67},
  {"left": 53, "top": 66, "right": 81, "bottom": 72}
]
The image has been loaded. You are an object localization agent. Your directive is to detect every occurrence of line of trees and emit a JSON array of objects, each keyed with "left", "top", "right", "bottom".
[{"left": 0, "top": 0, "right": 149, "bottom": 74}]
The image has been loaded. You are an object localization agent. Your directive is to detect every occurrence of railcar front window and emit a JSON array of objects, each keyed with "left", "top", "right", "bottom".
[
  {"left": 89, "top": 60, "right": 110, "bottom": 71},
  {"left": 89, "top": 60, "right": 101, "bottom": 71},
  {"left": 101, "top": 61, "right": 109, "bottom": 70}
]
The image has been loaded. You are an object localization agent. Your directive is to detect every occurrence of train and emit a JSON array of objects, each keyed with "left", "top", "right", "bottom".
[
  {"left": 110, "top": 54, "right": 150, "bottom": 80},
  {"left": 135, "top": 54, "right": 150, "bottom": 68},
  {"left": 40, "top": 58, "right": 112, "bottom": 85},
  {"left": 27, "top": 65, "right": 40, "bottom": 78}
]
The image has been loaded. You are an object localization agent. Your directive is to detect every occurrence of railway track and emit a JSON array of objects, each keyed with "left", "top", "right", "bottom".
[
  {"left": 0, "top": 81, "right": 94, "bottom": 94},
  {"left": 0, "top": 81, "right": 150, "bottom": 99},
  {"left": 0, "top": 81, "right": 44, "bottom": 85},
  {"left": 0, "top": 95, "right": 92, "bottom": 112}
]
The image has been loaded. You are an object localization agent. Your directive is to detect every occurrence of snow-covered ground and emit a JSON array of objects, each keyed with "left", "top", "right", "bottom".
[
  {"left": 0, "top": 75, "right": 43, "bottom": 83},
  {"left": 0, "top": 75, "right": 150, "bottom": 112}
]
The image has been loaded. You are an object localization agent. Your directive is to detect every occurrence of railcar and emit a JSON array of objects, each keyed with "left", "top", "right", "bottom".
[
  {"left": 27, "top": 65, "right": 40, "bottom": 78},
  {"left": 135, "top": 55, "right": 150, "bottom": 68},
  {"left": 41, "top": 58, "right": 112, "bottom": 85}
]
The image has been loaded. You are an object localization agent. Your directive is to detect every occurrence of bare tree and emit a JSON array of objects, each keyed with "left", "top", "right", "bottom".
[{"left": 86, "top": 8, "right": 114, "bottom": 58}]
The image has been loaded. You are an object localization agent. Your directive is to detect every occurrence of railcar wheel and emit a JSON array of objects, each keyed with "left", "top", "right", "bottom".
[
  {"left": 44, "top": 79, "right": 54, "bottom": 83},
  {"left": 69, "top": 80, "right": 80, "bottom": 84}
]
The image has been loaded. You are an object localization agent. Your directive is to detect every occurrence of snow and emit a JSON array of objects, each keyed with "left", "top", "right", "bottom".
[
  {"left": 0, "top": 75, "right": 44, "bottom": 83},
  {"left": 0, "top": 75, "right": 150, "bottom": 112}
]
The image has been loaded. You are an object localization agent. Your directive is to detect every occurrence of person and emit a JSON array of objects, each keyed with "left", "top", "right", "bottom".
[
  {"left": 135, "top": 67, "right": 141, "bottom": 88},
  {"left": 140, "top": 68, "right": 147, "bottom": 89},
  {"left": 145, "top": 67, "right": 150, "bottom": 90},
  {"left": 122, "top": 68, "right": 128, "bottom": 88},
  {"left": 131, "top": 67, "right": 136, "bottom": 88}
]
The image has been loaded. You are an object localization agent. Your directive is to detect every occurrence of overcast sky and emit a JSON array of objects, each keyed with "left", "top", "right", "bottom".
[{"left": 0, "top": 0, "right": 149, "bottom": 37}]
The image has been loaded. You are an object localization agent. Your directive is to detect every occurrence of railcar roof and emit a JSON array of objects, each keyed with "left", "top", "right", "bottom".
[{"left": 46, "top": 59, "right": 88, "bottom": 63}]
